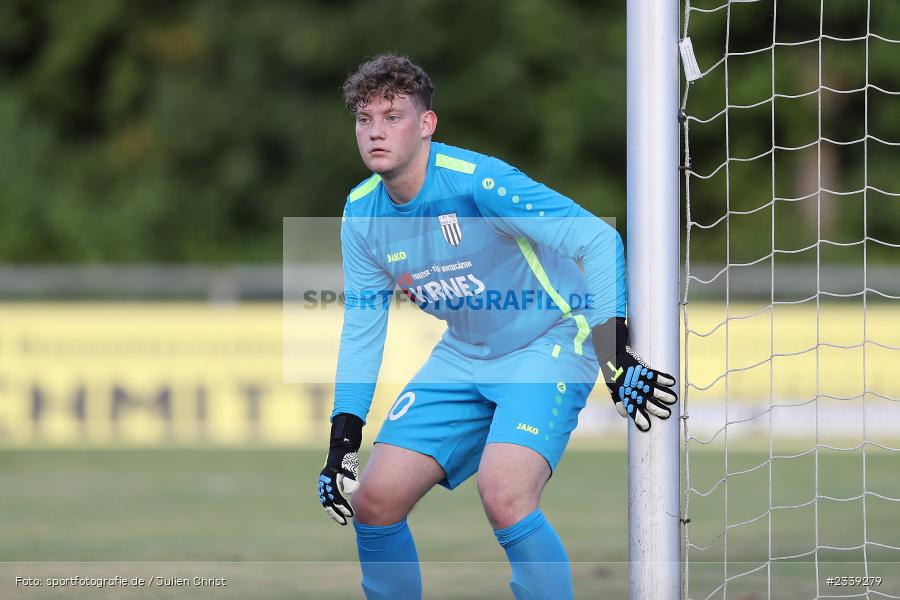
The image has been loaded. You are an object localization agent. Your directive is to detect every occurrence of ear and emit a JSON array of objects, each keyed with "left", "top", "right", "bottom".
[{"left": 420, "top": 110, "right": 437, "bottom": 138}]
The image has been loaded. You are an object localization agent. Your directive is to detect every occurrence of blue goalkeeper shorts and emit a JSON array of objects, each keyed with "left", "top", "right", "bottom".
[{"left": 374, "top": 321, "right": 600, "bottom": 489}]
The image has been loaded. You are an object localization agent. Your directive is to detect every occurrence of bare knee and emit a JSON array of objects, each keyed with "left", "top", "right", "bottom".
[
  {"left": 477, "top": 476, "right": 540, "bottom": 530},
  {"left": 351, "top": 480, "right": 411, "bottom": 526},
  {"left": 477, "top": 444, "right": 549, "bottom": 529},
  {"left": 351, "top": 444, "right": 444, "bottom": 526}
]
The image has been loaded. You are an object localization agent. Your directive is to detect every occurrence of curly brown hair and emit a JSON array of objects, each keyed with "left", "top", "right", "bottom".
[{"left": 342, "top": 54, "right": 434, "bottom": 113}]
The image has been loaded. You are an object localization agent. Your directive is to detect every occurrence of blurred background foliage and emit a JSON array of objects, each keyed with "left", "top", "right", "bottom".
[
  {"left": 685, "top": 0, "right": 900, "bottom": 265},
  {"left": 0, "top": 0, "right": 897, "bottom": 264}
]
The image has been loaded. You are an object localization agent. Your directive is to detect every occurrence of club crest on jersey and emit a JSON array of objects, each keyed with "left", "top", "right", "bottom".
[{"left": 438, "top": 213, "right": 462, "bottom": 246}]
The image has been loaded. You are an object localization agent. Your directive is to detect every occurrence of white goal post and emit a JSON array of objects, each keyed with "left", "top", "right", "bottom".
[{"left": 626, "top": 1, "right": 682, "bottom": 599}]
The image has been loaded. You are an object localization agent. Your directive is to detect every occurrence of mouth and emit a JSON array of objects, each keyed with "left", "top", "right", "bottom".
[{"left": 370, "top": 148, "right": 388, "bottom": 155}]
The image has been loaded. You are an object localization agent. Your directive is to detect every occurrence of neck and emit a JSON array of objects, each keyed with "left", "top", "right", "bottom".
[{"left": 383, "top": 141, "right": 431, "bottom": 205}]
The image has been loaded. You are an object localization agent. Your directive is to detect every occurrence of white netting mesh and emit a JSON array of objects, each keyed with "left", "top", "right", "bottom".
[{"left": 680, "top": 0, "right": 900, "bottom": 598}]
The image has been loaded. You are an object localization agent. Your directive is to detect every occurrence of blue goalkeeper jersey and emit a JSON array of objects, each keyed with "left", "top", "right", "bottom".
[{"left": 334, "top": 141, "right": 626, "bottom": 422}]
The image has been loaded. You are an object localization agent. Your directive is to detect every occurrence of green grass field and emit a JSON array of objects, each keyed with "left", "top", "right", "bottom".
[{"left": 1, "top": 448, "right": 898, "bottom": 599}]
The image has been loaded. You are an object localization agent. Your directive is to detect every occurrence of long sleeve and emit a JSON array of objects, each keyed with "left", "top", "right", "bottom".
[
  {"left": 471, "top": 157, "right": 626, "bottom": 327},
  {"left": 332, "top": 213, "right": 394, "bottom": 423}
]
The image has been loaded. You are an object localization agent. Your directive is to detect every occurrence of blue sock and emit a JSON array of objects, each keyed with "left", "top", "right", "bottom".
[
  {"left": 354, "top": 519, "right": 421, "bottom": 600},
  {"left": 494, "top": 509, "right": 573, "bottom": 600}
]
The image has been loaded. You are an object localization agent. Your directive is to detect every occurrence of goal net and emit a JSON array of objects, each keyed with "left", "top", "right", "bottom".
[{"left": 679, "top": 0, "right": 900, "bottom": 598}]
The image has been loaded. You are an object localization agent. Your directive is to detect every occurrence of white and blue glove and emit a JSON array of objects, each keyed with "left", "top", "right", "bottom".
[
  {"left": 318, "top": 413, "right": 363, "bottom": 525},
  {"left": 593, "top": 318, "right": 678, "bottom": 432}
]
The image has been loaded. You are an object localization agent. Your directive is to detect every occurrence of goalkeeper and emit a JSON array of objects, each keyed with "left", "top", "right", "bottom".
[{"left": 317, "top": 54, "right": 677, "bottom": 600}]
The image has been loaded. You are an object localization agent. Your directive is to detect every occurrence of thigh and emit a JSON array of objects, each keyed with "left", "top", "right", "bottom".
[{"left": 477, "top": 442, "right": 551, "bottom": 495}]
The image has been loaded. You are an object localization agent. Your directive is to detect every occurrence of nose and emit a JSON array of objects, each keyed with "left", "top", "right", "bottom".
[{"left": 369, "top": 119, "right": 386, "bottom": 140}]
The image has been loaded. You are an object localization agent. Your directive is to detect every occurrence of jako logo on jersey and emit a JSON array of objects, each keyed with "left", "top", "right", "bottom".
[
  {"left": 516, "top": 422, "right": 539, "bottom": 435},
  {"left": 388, "top": 391, "right": 415, "bottom": 421},
  {"left": 404, "top": 274, "right": 486, "bottom": 304},
  {"left": 438, "top": 213, "right": 462, "bottom": 246},
  {"left": 482, "top": 177, "right": 495, "bottom": 190},
  {"left": 387, "top": 251, "right": 407, "bottom": 263}
]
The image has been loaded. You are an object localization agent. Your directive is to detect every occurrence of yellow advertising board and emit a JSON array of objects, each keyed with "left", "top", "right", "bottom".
[
  {"left": 0, "top": 302, "right": 896, "bottom": 445},
  {"left": 0, "top": 303, "right": 441, "bottom": 446}
]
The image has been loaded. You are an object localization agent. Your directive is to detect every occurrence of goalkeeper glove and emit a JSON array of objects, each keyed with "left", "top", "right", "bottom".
[
  {"left": 318, "top": 412, "right": 363, "bottom": 526},
  {"left": 593, "top": 317, "right": 678, "bottom": 432}
]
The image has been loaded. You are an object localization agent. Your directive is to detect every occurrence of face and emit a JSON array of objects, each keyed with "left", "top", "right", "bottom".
[{"left": 354, "top": 93, "right": 436, "bottom": 176}]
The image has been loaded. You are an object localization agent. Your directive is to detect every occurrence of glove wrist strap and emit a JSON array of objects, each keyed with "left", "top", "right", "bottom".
[
  {"left": 592, "top": 317, "right": 629, "bottom": 383},
  {"left": 329, "top": 413, "right": 363, "bottom": 453}
]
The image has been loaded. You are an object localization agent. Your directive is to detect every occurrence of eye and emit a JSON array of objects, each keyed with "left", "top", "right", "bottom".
[
  {"left": 357, "top": 116, "right": 370, "bottom": 125},
  {"left": 386, "top": 114, "right": 400, "bottom": 122}
]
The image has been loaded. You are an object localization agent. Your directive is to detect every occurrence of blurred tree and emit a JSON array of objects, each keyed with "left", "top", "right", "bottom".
[{"left": 0, "top": 0, "right": 896, "bottom": 263}]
